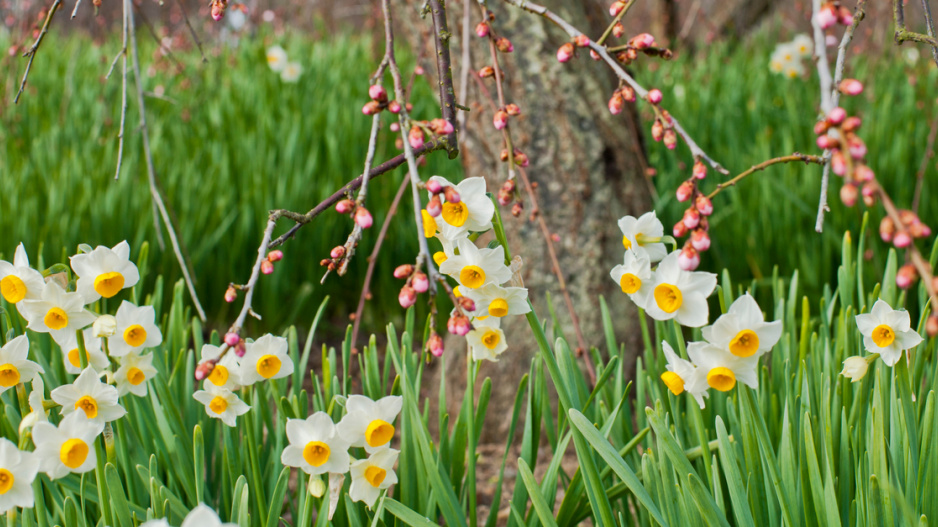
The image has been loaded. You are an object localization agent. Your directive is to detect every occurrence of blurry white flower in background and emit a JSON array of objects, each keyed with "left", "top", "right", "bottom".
[
  {"left": 262, "top": 10, "right": 275, "bottom": 23},
  {"left": 769, "top": 37, "right": 811, "bottom": 79},
  {"left": 281, "top": 62, "right": 303, "bottom": 83},
  {"left": 904, "top": 47, "right": 920, "bottom": 65},
  {"left": 227, "top": 9, "right": 246, "bottom": 31},
  {"left": 266, "top": 46, "right": 288, "bottom": 72}
]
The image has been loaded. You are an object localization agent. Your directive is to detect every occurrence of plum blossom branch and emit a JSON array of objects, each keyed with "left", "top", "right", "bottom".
[
  {"left": 13, "top": 0, "right": 62, "bottom": 104},
  {"left": 895, "top": 0, "right": 938, "bottom": 64},
  {"left": 706, "top": 154, "right": 825, "bottom": 200}
]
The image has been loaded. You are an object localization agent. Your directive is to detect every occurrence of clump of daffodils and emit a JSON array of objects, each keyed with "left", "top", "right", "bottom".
[
  {"left": 265, "top": 45, "right": 302, "bottom": 83},
  {"left": 841, "top": 299, "right": 924, "bottom": 382},
  {"left": 0, "top": 241, "right": 165, "bottom": 516},
  {"left": 769, "top": 34, "right": 813, "bottom": 79},
  {"left": 281, "top": 394, "right": 403, "bottom": 513}
]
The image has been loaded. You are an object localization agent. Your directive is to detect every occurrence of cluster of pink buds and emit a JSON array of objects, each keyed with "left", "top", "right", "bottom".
[
  {"left": 813, "top": 80, "right": 875, "bottom": 207},
  {"left": 499, "top": 148, "right": 529, "bottom": 168},
  {"left": 613, "top": 33, "right": 672, "bottom": 65},
  {"left": 424, "top": 179, "right": 462, "bottom": 218},
  {"left": 671, "top": 160, "right": 712, "bottom": 270},
  {"left": 815, "top": 2, "right": 854, "bottom": 30},
  {"left": 496, "top": 178, "right": 517, "bottom": 207},
  {"left": 393, "top": 264, "right": 430, "bottom": 308},
  {"left": 492, "top": 103, "right": 520, "bottom": 131},
  {"left": 260, "top": 249, "right": 282, "bottom": 275},
  {"left": 650, "top": 107, "right": 678, "bottom": 150},
  {"left": 210, "top": 0, "right": 228, "bottom": 21},
  {"left": 446, "top": 297, "right": 477, "bottom": 337},
  {"left": 224, "top": 332, "right": 246, "bottom": 357},
  {"left": 362, "top": 84, "right": 401, "bottom": 116},
  {"left": 880, "top": 211, "right": 932, "bottom": 256},
  {"left": 607, "top": 85, "right": 637, "bottom": 115},
  {"left": 335, "top": 198, "right": 373, "bottom": 229},
  {"left": 426, "top": 331, "right": 444, "bottom": 357},
  {"left": 556, "top": 35, "right": 591, "bottom": 63}
]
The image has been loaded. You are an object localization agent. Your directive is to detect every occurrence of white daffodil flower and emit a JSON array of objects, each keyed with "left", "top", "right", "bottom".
[
  {"left": 0, "top": 438, "right": 39, "bottom": 513},
  {"left": 114, "top": 352, "right": 157, "bottom": 397},
  {"left": 140, "top": 504, "right": 237, "bottom": 527},
  {"left": 427, "top": 176, "right": 495, "bottom": 237},
  {"left": 791, "top": 34, "right": 813, "bottom": 57},
  {"left": 855, "top": 299, "right": 924, "bottom": 367},
  {"left": 660, "top": 341, "right": 709, "bottom": 408},
  {"left": 200, "top": 344, "right": 242, "bottom": 390},
  {"left": 281, "top": 62, "right": 303, "bottom": 83},
  {"left": 69, "top": 241, "right": 140, "bottom": 302},
  {"left": 53, "top": 329, "right": 110, "bottom": 375},
  {"left": 430, "top": 233, "right": 456, "bottom": 268},
  {"left": 644, "top": 251, "right": 717, "bottom": 327},
  {"left": 336, "top": 395, "right": 402, "bottom": 453},
  {"left": 19, "top": 377, "right": 48, "bottom": 433},
  {"left": 32, "top": 411, "right": 104, "bottom": 479},
  {"left": 687, "top": 341, "right": 759, "bottom": 392},
  {"left": 193, "top": 386, "right": 250, "bottom": 427},
  {"left": 18, "top": 282, "right": 96, "bottom": 341},
  {"left": 702, "top": 294, "right": 782, "bottom": 360},
  {"left": 438, "top": 238, "right": 512, "bottom": 290},
  {"left": 0, "top": 244, "right": 44, "bottom": 305},
  {"left": 51, "top": 368, "right": 126, "bottom": 425},
  {"left": 609, "top": 250, "right": 654, "bottom": 308},
  {"left": 348, "top": 447, "right": 399, "bottom": 508},
  {"left": 238, "top": 334, "right": 294, "bottom": 386},
  {"left": 0, "top": 336, "right": 43, "bottom": 395},
  {"left": 841, "top": 355, "right": 873, "bottom": 383},
  {"left": 461, "top": 283, "right": 530, "bottom": 319},
  {"left": 466, "top": 317, "right": 508, "bottom": 362},
  {"left": 266, "top": 46, "right": 288, "bottom": 72},
  {"left": 108, "top": 301, "right": 163, "bottom": 357},
  {"left": 617, "top": 211, "right": 667, "bottom": 262},
  {"left": 281, "top": 412, "right": 352, "bottom": 476}
]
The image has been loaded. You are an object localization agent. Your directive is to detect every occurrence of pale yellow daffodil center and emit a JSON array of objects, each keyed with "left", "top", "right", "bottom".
[
  {"left": 460, "top": 266, "right": 486, "bottom": 289},
  {"left": 0, "top": 469, "right": 13, "bottom": 494},
  {"left": 872, "top": 324, "right": 895, "bottom": 348},
  {"left": 44, "top": 308, "right": 69, "bottom": 331},
  {"left": 68, "top": 349, "right": 90, "bottom": 369},
  {"left": 93, "top": 272, "right": 125, "bottom": 298},
  {"left": 60, "top": 438, "right": 89, "bottom": 469},
  {"left": 660, "top": 371, "right": 685, "bottom": 395},
  {"left": 421, "top": 210, "right": 437, "bottom": 238},
  {"left": 653, "top": 284, "right": 683, "bottom": 313},
  {"left": 208, "top": 365, "right": 229, "bottom": 386},
  {"left": 622, "top": 236, "right": 632, "bottom": 250},
  {"left": 620, "top": 274, "right": 642, "bottom": 294},
  {"left": 729, "top": 330, "right": 760, "bottom": 358},
  {"left": 209, "top": 396, "right": 228, "bottom": 415},
  {"left": 75, "top": 396, "right": 98, "bottom": 419},
  {"left": 365, "top": 419, "right": 394, "bottom": 448},
  {"left": 481, "top": 330, "right": 501, "bottom": 350},
  {"left": 0, "top": 275, "right": 26, "bottom": 304},
  {"left": 127, "top": 367, "right": 146, "bottom": 386},
  {"left": 441, "top": 202, "right": 469, "bottom": 227},
  {"left": 453, "top": 286, "right": 462, "bottom": 298},
  {"left": 123, "top": 325, "right": 147, "bottom": 348},
  {"left": 364, "top": 466, "right": 387, "bottom": 488},
  {"left": 256, "top": 354, "right": 282, "bottom": 379},
  {"left": 433, "top": 251, "right": 447, "bottom": 266},
  {"left": 488, "top": 298, "right": 509, "bottom": 317},
  {"left": 707, "top": 367, "right": 736, "bottom": 392},
  {"left": 303, "top": 441, "right": 331, "bottom": 467},
  {"left": 0, "top": 364, "right": 20, "bottom": 387}
]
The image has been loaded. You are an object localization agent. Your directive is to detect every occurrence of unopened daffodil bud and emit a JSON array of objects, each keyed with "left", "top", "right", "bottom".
[
  {"left": 92, "top": 315, "right": 117, "bottom": 338},
  {"left": 840, "top": 355, "right": 873, "bottom": 383}
]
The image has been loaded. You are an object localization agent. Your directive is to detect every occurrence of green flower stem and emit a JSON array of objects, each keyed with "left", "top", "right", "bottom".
[
  {"left": 76, "top": 330, "right": 90, "bottom": 370},
  {"left": 241, "top": 388, "right": 267, "bottom": 519},
  {"left": 94, "top": 435, "right": 114, "bottom": 527},
  {"left": 466, "top": 356, "right": 478, "bottom": 527}
]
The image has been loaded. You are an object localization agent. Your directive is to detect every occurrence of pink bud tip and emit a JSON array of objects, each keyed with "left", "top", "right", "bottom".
[
  {"left": 261, "top": 260, "right": 274, "bottom": 275},
  {"left": 663, "top": 129, "right": 677, "bottom": 150},
  {"left": 827, "top": 107, "right": 846, "bottom": 125},
  {"left": 427, "top": 195, "right": 442, "bottom": 217},
  {"left": 412, "top": 272, "right": 429, "bottom": 293},
  {"left": 557, "top": 46, "right": 574, "bottom": 63},
  {"left": 831, "top": 151, "right": 847, "bottom": 176},
  {"left": 574, "top": 35, "right": 590, "bottom": 47},
  {"left": 692, "top": 160, "right": 707, "bottom": 180},
  {"left": 195, "top": 361, "right": 214, "bottom": 381},
  {"left": 855, "top": 164, "right": 874, "bottom": 182},
  {"left": 440, "top": 120, "right": 455, "bottom": 134},
  {"left": 673, "top": 221, "right": 688, "bottom": 237},
  {"left": 330, "top": 246, "right": 345, "bottom": 259},
  {"left": 678, "top": 246, "right": 700, "bottom": 271},
  {"left": 691, "top": 229, "right": 711, "bottom": 251},
  {"left": 676, "top": 181, "right": 694, "bottom": 202},
  {"left": 388, "top": 101, "right": 402, "bottom": 114},
  {"left": 815, "top": 6, "right": 837, "bottom": 29},
  {"left": 224, "top": 287, "right": 237, "bottom": 303},
  {"left": 608, "top": 93, "right": 624, "bottom": 115},
  {"left": 848, "top": 139, "right": 867, "bottom": 160},
  {"left": 447, "top": 314, "right": 471, "bottom": 336},
  {"left": 426, "top": 181, "right": 443, "bottom": 195},
  {"left": 427, "top": 333, "right": 444, "bottom": 357},
  {"left": 335, "top": 199, "right": 355, "bottom": 214},
  {"left": 893, "top": 231, "right": 912, "bottom": 248},
  {"left": 211, "top": 10, "right": 224, "bottom": 21},
  {"left": 389, "top": 122, "right": 400, "bottom": 132},
  {"left": 394, "top": 264, "right": 414, "bottom": 279},
  {"left": 267, "top": 250, "right": 283, "bottom": 262},
  {"left": 612, "top": 22, "right": 625, "bottom": 39},
  {"left": 475, "top": 21, "right": 489, "bottom": 38},
  {"left": 362, "top": 101, "right": 381, "bottom": 115},
  {"left": 629, "top": 33, "right": 655, "bottom": 50},
  {"left": 682, "top": 208, "right": 701, "bottom": 230},
  {"left": 505, "top": 103, "right": 521, "bottom": 116},
  {"left": 409, "top": 127, "right": 425, "bottom": 149},
  {"left": 414, "top": 66, "right": 425, "bottom": 75},
  {"left": 399, "top": 285, "right": 417, "bottom": 308},
  {"left": 695, "top": 195, "right": 713, "bottom": 216},
  {"left": 590, "top": 49, "right": 601, "bottom": 60},
  {"left": 839, "top": 79, "right": 863, "bottom": 96},
  {"left": 647, "top": 89, "right": 663, "bottom": 104},
  {"left": 369, "top": 84, "right": 387, "bottom": 102},
  {"left": 224, "top": 332, "right": 241, "bottom": 347},
  {"left": 609, "top": 1, "right": 626, "bottom": 17},
  {"left": 493, "top": 110, "right": 509, "bottom": 130},
  {"left": 816, "top": 135, "right": 835, "bottom": 150},
  {"left": 355, "top": 207, "right": 373, "bottom": 228}
]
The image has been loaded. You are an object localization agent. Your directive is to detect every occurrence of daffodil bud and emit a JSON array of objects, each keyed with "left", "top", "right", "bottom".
[
  {"left": 427, "top": 332, "right": 444, "bottom": 357},
  {"left": 399, "top": 285, "right": 417, "bottom": 309},
  {"left": 394, "top": 264, "right": 413, "bottom": 279},
  {"left": 840, "top": 356, "right": 869, "bottom": 382},
  {"left": 92, "top": 315, "right": 117, "bottom": 338},
  {"left": 368, "top": 84, "right": 387, "bottom": 102},
  {"left": 475, "top": 21, "right": 489, "bottom": 38},
  {"left": 224, "top": 286, "right": 237, "bottom": 303},
  {"left": 411, "top": 272, "right": 429, "bottom": 293},
  {"left": 308, "top": 475, "right": 326, "bottom": 498},
  {"left": 495, "top": 37, "right": 513, "bottom": 53},
  {"left": 647, "top": 89, "right": 663, "bottom": 104},
  {"left": 261, "top": 260, "right": 274, "bottom": 275},
  {"left": 443, "top": 186, "right": 461, "bottom": 204},
  {"left": 224, "top": 332, "right": 241, "bottom": 347},
  {"left": 354, "top": 207, "right": 373, "bottom": 229},
  {"left": 896, "top": 264, "right": 917, "bottom": 289},
  {"left": 557, "top": 42, "right": 575, "bottom": 63}
]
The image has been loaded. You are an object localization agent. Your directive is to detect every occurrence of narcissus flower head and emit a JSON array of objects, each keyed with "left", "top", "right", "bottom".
[
  {"left": 0, "top": 243, "right": 44, "bottom": 305},
  {"left": 855, "top": 299, "right": 923, "bottom": 366},
  {"left": 0, "top": 438, "right": 39, "bottom": 513},
  {"left": 686, "top": 340, "right": 760, "bottom": 392},
  {"left": 200, "top": 344, "right": 242, "bottom": 390},
  {"left": 438, "top": 239, "right": 512, "bottom": 290},
  {"left": 114, "top": 352, "right": 158, "bottom": 397},
  {"left": 32, "top": 411, "right": 104, "bottom": 479},
  {"left": 17, "top": 282, "right": 96, "bottom": 341},
  {"left": 281, "top": 412, "right": 352, "bottom": 476},
  {"left": 140, "top": 504, "right": 238, "bottom": 527},
  {"left": 349, "top": 447, "right": 399, "bottom": 508},
  {"left": 336, "top": 395, "right": 402, "bottom": 453},
  {"left": 617, "top": 211, "right": 667, "bottom": 262},
  {"left": 0, "top": 335, "right": 43, "bottom": 395},
  {"left": 644, "top": 251, "right": 717, "bottom": 327},
  {"left": 609, "top": 250, "right": 653, "bottom": 307},
  {"left": 265, "top": 46, "right": 288, "bottom": 72},
  {"left": 51, "top": 367, "right": 127, "bottom": 425},
  {"left": 238, "top": 334, "right": 294, "bottom": 385},
  {"left": 701, "top": 294, "right": 782, "bottom": 360},
  {"left": 193, "top": 386, "right": 251, "bottom": 427},
  {"left": 108, "top": 301, "right": 163, "bottom": 357},
  {"left": 461, "top": 283, "right": 530, "bottom": 319},
  {"left": 426, "top": 176, "right": 496, "bottom": 238},
  {"left": 69, "top": 241, "right": 140, "bottom": 302},
  {"left": 466, "top": 317, "right": 508, "bottom": 362},
  {"left": 660, "top": 341, "right": 709, "bottom": 408}
]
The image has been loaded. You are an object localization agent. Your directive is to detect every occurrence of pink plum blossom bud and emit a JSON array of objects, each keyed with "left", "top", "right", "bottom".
[
  {"left": 574, "top": 35, "right": 590, "bottom": 47},
  {"left": 692, "top": 160, "right": 707, "bottom": 180},
  {"left": 815, "top": 4, "right": 837, "bottom": 29},
  {"left": 629, "top": 33, "right": 655, "bottom": 50},
  {"left": 893, "top": 230, "right": 912, "bottom": 248},
  {"left": 816, "top": 135, "right": 836, "bottom": 150},
  {"left": 854, "top": 164, "right": 874, "bottom": 182},
  {"left": 458, "top": 297, "right": 476, "bottom": 313},
  {"left": 389, "top": 122, "right": 400, "bottom": 132},
  {"left": 493, "top": 110, "right": 509, "bottom": 130},
  {"left": 827, "top": 107, "right": 846, "bottom": 125},
  {"left": 612, "top": 22, "right": 625, "bottom": 38},
  {"left": 673, "top": 221, "right": 688, "bottom": 237},
  {"left": 691, "top": 229, "right": 711, "bottom": 251},
  {"left": 842, "top": 116, "right": 862, "bottom": 132},
  {"left": 647, "top": 89, "right": 663, "bottom": 104},
  {"left": 495, "top": 37, "right": 513, "bottom": 53},
  {"left": 814, "top": 120, "right": 831, "bottom": 136},
  {"left": 609, "top": 1, "right": 626, "bottom": 16},
  {"left": 897, "top": 264, "right": 917, "bottom": 289},
  {"left": 224, "top": 286, "right": 237, "bottom": 303},
  {"left": 224, "top": 332, "right": 241, "bottom": 347},
  {"left": 619, "top": 86, "right": 636, "bottom": 102},
  {"left": 678, "top": 246, "right": 700, "bottom": 271},
  {"left": 409, "top": 126, "right": 425, "bottom": 149},
  {"left": 682, "top": 208, "right": 701, "bottom": 229},
  {"left": 663, "top": 129, "right": 677, "bottom": 150},
  {"left": 880, "top": 217, "right": 896, "bottom": 243},
  {"left": 840, "top": 184, "right": 858, "bottom": 206},
  {"left": 475, "top": 21, "right": 489, "bottom": 38},
  {"left": 362, "top": 101, "right": 381, "bottom": 115},
  {"left": 414, "top": 66, "right": 424, "bottom": 76},
  {"left": 837, "top": 6, "right": 853, "bottom": 26},
  {"left": 447, "top": 314, "right": 471, "bottom": 336},
  {"left": 831, "top": 151, "right": 847, "bottom": 176},
  {"left": 267, "top": 250, "right": 283, "bottom": 262},
  {"left": 355, "top": 207, "right": 373, "bottom": 228},
  {"left": 394, "top": 264, "right": 414, "bottom": 279},
  {"left": 608, "top": 93, "right": 625, "bottom": 115},
  {"left": 234, "top": 340, "right": 246, "bottom": 357},
  {"left": 513, "top": 150, "right": 530, "bottom": 167},
  {"left": 426, "top": 180, "right": 443, "bottom": 194},
  {"left": 443, "top": 186, "right": 461, "bottom": 203},
  {"left": 195, "top": 361, "right": 215, "bottom": 381},
  {"left": 430, "top": 118, "right": 455, "bottom": 135},
  {"left": 412, "top": 272, "right": 429, "bottom": 293},
  {"left": 479, "top": 66, "right": 495, "bottom": 78},
  {"left": 336, "top": 199, "right": 355, "bottom": 214},
  {"left": 497, "top": 189, "right": 512, "bottom": 206},
  {"left": 695, "top": 195, "right": 713, "bottom": 216},
  {"left": 427, "top": 332, "right": 444, "bottom": 357},
  {"left": 211, "top": 0, "right": 225, "bottom": 21},
  {"left": 427, "top": 194, "right": 442, "bottom": 217},
  {"left": 928, "top": 315, "right": 938, "bottom": 338},
  {"left": 676, "top": 181, "right": 694, "bottom": 202},
  {"left": 369, "top": 84, "right": 387, "bottom": 102},
  {"left": 848, "top": 138, "right": 867, "bottom": 160},
  {"left": 399, "top": 285, "right": 417, "bottom": 308},
  {"left": 261, "top": 260, "right": 274, "bottom": 274},
  {"left": 861, "top": 183, "right": 875, "bottom": 199},
  {"left": 651, "top": 120, "right": 664, "bottom": 142},
  {"left": 388, "top": 101, "right": 402, "bottom": 113},
  {"left": 590, "top": 49, "right": 601, "bottom": 60},
  {"left": 330, "top": 246, "right": 346, "bottom": 259},
  {"left": 506, "top": 103, "right": 521, "bottom": 116},
  {"left": 839, "top": 79, "right": 863, "bottom": 96}
]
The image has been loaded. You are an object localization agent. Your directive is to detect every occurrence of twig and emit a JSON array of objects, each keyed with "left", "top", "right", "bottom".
[
  {"left": 175, "top": 0, "right": 207, "bottom": 63},
  {"left": 70, "top": 0, "right": 82, "bottom": 17},
  {"left": 457, "top": 0, "right": 471, "bottom": 132},
  {"left": 895, "top": 0, "right": 938, "bottom": 53},
  {"left": 913, "top": 112, "right": 938, "bottom": 214},
  {"left": 428, "top": 0, "right": 459, "bottom": 158},
  {"left": 127, "top": 0, "right": 207, "bottom": 322},
  {"left": 921, "top": 0, "right": 938, "bottom": 67},
  {"left": 14, "top": 0, "right": 62, "bottom": 104},
  {"left": 707, "top": 154, "right": 825, "bottom": 199},
  {"left": 113, "top": 0, "right": 129, "bottom": 180},
  {"left": 350, "top": 175, "right": 411, "bottom": 353},
  {"left": 500, "top": 0, "right": 728, "bottom": 175},
  {"left": 232, "top": 216, "right": 279, "bottom": 333},
  {"left": 811, "top": 0, "right": 834, "bottom": 115}
]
